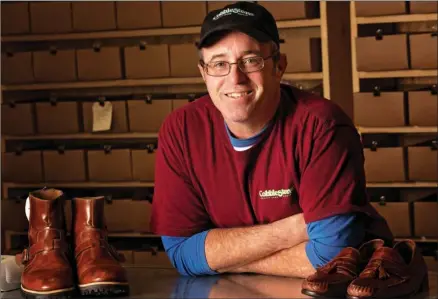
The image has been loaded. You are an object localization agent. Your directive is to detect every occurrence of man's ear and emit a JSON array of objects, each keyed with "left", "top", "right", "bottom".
[
  {"left": 198, "top": 63, "right": 207, "bottom": 82},
  {"left": 276, "top": 53, "right": 287, "bottom": 78}
]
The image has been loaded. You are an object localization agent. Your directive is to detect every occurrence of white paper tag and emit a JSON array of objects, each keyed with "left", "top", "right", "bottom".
[
  {"left": 92, "top": 101, "right": 112, "bottom": 132},
  {"left": 25, "top": 196, "right": 30, "bottom": 220}
]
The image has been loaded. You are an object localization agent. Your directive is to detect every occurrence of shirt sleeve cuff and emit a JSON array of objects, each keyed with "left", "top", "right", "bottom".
[
  {"left": 305, "top": 240, "right": 327, "bottom": 269},
  {"left": 196, "top": 230, "right": 218, "bottom": 276}
]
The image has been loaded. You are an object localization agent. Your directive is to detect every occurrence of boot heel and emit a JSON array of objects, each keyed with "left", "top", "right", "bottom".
[{"left": 419, "top": 276, "right": 429, "bottom": 293}]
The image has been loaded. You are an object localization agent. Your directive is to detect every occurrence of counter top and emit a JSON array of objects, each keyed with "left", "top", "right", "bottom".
[{"left": 1, "top": 267, "right": 437, "bottom": 299}]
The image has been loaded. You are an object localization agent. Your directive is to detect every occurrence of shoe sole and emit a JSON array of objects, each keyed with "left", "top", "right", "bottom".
[
  {"left": 302, "top": 289, "right": 344, "bottom": 298},
  {"left": 21, "top": 285, "right": 76, "bottom": 299},
  {"left": 78, "top": 282, "right": 129, "bottom": 297}
]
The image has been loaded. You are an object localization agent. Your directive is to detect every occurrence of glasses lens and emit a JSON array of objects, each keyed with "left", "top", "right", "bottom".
[
  {"left": 239, "top": 57, "right": 264, "bottom": 73},
  {"left": 207, "top": 61, "right": 230, "bottom": 76}
]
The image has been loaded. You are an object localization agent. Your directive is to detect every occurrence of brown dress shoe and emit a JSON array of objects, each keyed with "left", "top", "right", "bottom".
[
  {"left": 302, "top": 239, "right": 384, "bottom": 298},
  {"left": 19, "top": 188, "right": 76, "bottom": 299},
  {"left": 347, "top": 239, "right": 429, "bottom": 299},
  {"left": 73, "top": 196, "right": 129, "bottom": 296}
]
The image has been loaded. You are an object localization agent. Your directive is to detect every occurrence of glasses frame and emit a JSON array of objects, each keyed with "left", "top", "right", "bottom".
[{"left": 200, "top": 51, "right": 279, "bottom": 77}]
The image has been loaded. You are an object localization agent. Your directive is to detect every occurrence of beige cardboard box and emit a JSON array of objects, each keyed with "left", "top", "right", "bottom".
[
  {"left": 43, "top": 150, "right": 86, "bottom": 182},
  {"left": 118, "top": 250, "right": 134, "bottom": 264},
  {"left": 259, "top": 1, "right": 319, "bottom": 20},
  {"left": 77, "top": 47, "right": 122, "bottom": 81},
  {"left": 132, "top": 149, "right": 156, "bottom": 182},
  {"left": 408, "top": 91, "right": 437, "bottom": 126},
  {"left": 72, "top": 2, "right": 116, "bottom": 31},
  {"left": 128, "top": 99, "right": 172, "bottom": 133},
  {"left": 33, "top": 49, "right": 77, "bottom": 82},
  {"left": 371, "top": 202, "right": 411, "bottom": 237},
  {"left": 2, "top": 151, "right": 44, "bottom": 183},
  {"left": 87, "top": 149, "right": 132, "bottom": 181},
  {"left": 124, "top": 44, "right": 170, "bottom": 79},
  {"left": 355, "top": 2, "right": 406, "bottom": 16},
  {"left": 82, "top": 100, "right": 128, "bottom": 133},
  {"left": 354, "top": 92, "right": 405, "bottom": 127},
  {"left": 408, "top": 145, "right": 438, "bottom": 181},
  {"left": 172, "top": 99, "right": 190, "bottom": 111},
  {"left": 30, "top": 2, "right": 72, "bottom": 33},
  {"left": 410, "top": 1, "right": 438, "bottom": 13},
  {"left": 105, "top": 199, "right": 152, "bottom": 232},
  {"left": 162, "top": 2, "right": 206, "bottom": 27},
  {"left": 1, "top": 199, "right": 28, "bottom": 231},
  {"left": 1, "top": 2, "right": 30, "bottom": 35},
  {"left": 282, "top": 38, "right": 321, "bottom": 73},
  {"left": 356, "top": 34, "right": 408, "bottom": 71},
  {"left": 1, "top": 52, "right": 34, "bottom": 84},
  {"left": 116, "top": 2, "right": 161, "bottom": 29},
  {"left": 1, "top": 103, "right": 35, "bottom": 135},
  {"left": 36, "top": 102, "right": 80, "bottom": 134},
  {"left": 414, "top": 202, "right": 438, "bottom": 238},
  {"left": 170, "top": 44, "right": 200, "bottom": 77},
  {"left": 207, "top": 1, "right": 234, "bottom": 12},
  {"left": 364, "top": 147, "right": 405, "bottom": 182},
  {"left": 410, "top": 33, "right": 437, "bottom": 69}
]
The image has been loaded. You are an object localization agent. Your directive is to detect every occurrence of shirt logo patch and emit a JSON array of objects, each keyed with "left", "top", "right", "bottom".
[{"left": 259, "top": 187, "right": 294, "bottom": 199}]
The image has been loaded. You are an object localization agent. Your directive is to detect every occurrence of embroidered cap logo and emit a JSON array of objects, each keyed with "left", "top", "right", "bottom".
[{"left": 213, "top": 8, "right": 255, "bottom": 21}]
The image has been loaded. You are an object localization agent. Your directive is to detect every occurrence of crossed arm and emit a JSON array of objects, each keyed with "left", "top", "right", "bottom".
[
  {"left": 162, "top": 211, "right": 364, "bottom": 278},
  {"left": 204, "top": 213, "right": 314, "bottom": 278}
]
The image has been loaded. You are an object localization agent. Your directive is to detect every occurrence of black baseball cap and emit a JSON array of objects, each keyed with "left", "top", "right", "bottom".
[{"left": 196, "top": 1, "right": 282, "bottom": 49}]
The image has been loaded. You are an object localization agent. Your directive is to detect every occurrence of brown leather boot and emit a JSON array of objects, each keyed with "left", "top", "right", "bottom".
[
  {"left": 73, "top": 196, "right": 129, "bottom": 296},
  {"left": 301, "top": 239, "right": 384, "bottom": 298},
  {"left": 347, "top": 239, "right": 429, "bottom": 299},
  {"left": 19, "top": 188, "right": 76, "bottom": 299}
]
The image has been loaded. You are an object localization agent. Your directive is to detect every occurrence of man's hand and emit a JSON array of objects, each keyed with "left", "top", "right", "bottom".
[{"left": 205, "top": 213, "right": 308, "bottom": 272}]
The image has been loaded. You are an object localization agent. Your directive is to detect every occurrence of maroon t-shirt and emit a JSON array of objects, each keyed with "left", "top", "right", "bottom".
[{"left": 151, "top": 84, "right": 393, "bottom": 241}]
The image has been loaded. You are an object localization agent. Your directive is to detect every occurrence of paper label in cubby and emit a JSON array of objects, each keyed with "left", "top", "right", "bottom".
[{"left": 92, "top": 101, "right": 112, "bottom": 132}]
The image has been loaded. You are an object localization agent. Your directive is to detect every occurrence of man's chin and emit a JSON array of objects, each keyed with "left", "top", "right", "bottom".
[{"left": 223, "top": 114, "right": 252, "bottom": 126}]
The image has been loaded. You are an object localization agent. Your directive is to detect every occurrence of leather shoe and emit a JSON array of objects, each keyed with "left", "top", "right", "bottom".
[
  {"left": 302, "top": 239, "right": 384, "bottom": 298},
  {"left": 347, "top": 239, "right": 429, "bottom": 299}
]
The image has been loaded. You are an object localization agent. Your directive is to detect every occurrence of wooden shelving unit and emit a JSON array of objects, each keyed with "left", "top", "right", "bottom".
[
  {"left": 1, "top": 2, "right": 335, "bottom": 255},
  {"left": 356, "top": 12, "right": 438, "bottom": 25},
  {"left": 3, "top": 132, "right": 159, "bottom": 141},
  {"left": 3, "top": 181, "right": 437, "bottom": 199},
  {"left": 366, "top": 182, "right": 438, "bottom": 188},
  {"left": 357, "top": 126, "right": 438, "bottom": 134},
  {"left": 1, "top": 19, "right": 322, "bottom": 43},
  {"left": 3, "top": 230, "right": 160, "bottom": 254},
  {"left": 350, "top": 3, "right": 437, "bottom": 93},
  {"left": 358, "top": 69, "right": 437, "bottom": 79},
  {"left": 1, "top": 72, "right": 323, "bottom": 92},
  {"left": 349, "top": 2, "right": 438, "bottom": 246},
  {"left": 2, "top": 125, "right": 435, "bottom": 142}
]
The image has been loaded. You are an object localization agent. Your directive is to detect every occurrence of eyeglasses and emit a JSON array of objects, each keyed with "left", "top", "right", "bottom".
[{"left": 200, "top": 52, "right": 278, "bottom": 77}]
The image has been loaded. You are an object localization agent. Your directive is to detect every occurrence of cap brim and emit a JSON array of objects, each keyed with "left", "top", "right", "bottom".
[{"left": 196, "top": 23, "right": 273, "bottom": 49}]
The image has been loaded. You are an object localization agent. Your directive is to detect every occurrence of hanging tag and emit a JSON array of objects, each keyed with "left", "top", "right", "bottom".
[{"left": 92, "top": 101, "right": 112, "bottom": 132}]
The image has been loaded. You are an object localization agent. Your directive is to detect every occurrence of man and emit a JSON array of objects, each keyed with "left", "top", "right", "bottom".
[{"left": 151, "top": 1, "right": 393, "bottom": 278}]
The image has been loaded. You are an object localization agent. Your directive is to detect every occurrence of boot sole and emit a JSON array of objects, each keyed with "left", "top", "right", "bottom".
[
  {"left": 21, "top": 285, "right": 76, "bottom": 299},
  {"left": 302, "top": 289, "right": 345, "bottom": 299},
  {"left": 78, "top": 282, "right": 129, "bottom": 297}
]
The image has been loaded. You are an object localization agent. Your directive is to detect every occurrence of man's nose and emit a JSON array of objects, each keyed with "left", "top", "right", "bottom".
[{"left": 227, "top": 63, "right": 249, "bottom": 85}]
